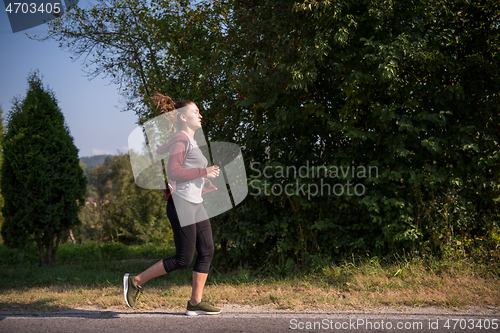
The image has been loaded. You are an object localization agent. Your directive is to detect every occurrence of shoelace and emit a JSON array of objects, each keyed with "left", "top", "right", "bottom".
[{"left": 134, "top": 286, "right": 143, "bottom": 301}]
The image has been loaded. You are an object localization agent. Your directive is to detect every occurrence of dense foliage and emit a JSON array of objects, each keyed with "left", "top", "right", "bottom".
[
  {"left": 206, "top": 0, "right": 500, "bottom": 267},
  {"left": 76, "top": 154, "right": 172, "bottom": 244},
  {"left": 41, "top": 0, "right": 500, "bottom": 269},
  {"left": 1, "top": 73, "right": 87, "bottom": 264}
]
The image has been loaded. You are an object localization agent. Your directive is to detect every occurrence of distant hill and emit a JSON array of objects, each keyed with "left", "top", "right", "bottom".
[{"left": 80, "top": 154, "right": 114, "bottom": 170}]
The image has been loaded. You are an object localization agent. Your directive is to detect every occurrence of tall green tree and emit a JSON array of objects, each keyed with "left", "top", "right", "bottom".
[
  {"left": 205, "top": 0, "right": 500, "bottom": 264},
  {"left": 1, "top": 72, "right": 87, "bottom": 264},
  {"left": 106, "top": 153, "right": 171, "bottom": 244},
  {"left": 41, "top": 0, "right": 500, "bottom": 267},
  {"left": 75, "top": 154, "right": 171, "bottom": 244},
  {"left": 74, "top": 159, "right": 112, "bottom": 243},
  {"left": 36, "top": 0, "right": 220, "bottom": 122}
]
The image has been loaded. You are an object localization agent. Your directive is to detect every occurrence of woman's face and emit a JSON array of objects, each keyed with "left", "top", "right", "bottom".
[{"left": 180, "top": 103, "right": 202, "bottom": 130}]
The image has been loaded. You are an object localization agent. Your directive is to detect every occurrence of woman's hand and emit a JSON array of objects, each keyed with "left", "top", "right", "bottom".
[{"left": 206, "top": 165, "right": 220, "bottom": 178}]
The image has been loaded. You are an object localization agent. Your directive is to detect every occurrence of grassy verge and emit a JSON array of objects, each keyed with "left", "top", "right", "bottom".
[{"left": 0, "top": 244, "right": 499, "bottom": 312}]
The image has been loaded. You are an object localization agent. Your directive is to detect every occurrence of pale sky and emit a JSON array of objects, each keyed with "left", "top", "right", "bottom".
[{"left": 0, "top": 1, "right": 139, "bottom": 157}]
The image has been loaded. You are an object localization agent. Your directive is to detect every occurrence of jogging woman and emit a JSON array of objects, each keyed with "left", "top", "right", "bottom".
[{"left": 123, "top": 93, "right": 221, "bottom": 315}]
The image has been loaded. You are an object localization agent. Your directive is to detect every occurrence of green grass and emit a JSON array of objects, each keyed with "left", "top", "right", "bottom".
[{"left": 0, "top": 243, "right": 499, "bottom": 312}]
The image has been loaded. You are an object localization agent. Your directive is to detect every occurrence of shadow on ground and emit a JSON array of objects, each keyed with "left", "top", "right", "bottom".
[{"left": 0, "top": 299, "right": 184, "bottom": 320}]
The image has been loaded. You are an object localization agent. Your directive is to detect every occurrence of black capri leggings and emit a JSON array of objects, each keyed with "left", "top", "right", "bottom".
[{"left": 162, "top": 196, "right": 214, "bottom": 274}]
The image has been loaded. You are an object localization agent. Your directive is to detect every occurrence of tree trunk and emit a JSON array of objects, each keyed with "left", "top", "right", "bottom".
[
  {"left": 69, "top": 229, "right": 76, "bottom": 244},
  {"left": 52, "top": 231, "right": 61, "bottom": 263},
  {"left": 36, "top": 233, "right": 61, "bottom": 264},
  {"left": 45, "top": 234, "right": 53, "bottom": 264},
  {"left": 35, "top": 237, "right": 46, "bottom": 265}
]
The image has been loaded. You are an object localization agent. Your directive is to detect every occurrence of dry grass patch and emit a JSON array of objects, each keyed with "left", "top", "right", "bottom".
[{"left": 0, "top": 259, "right": 498, "bottom": 313}]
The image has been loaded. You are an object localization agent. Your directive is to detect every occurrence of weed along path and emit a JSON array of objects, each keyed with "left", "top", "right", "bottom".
[
  {"left": 1, "top": 246, "right": 499, "bottom": 331},
  {"left": 0, "top": 305, "right": 499, "bottom": 333}
]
